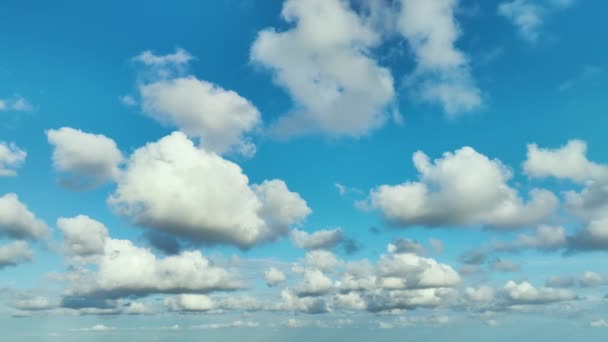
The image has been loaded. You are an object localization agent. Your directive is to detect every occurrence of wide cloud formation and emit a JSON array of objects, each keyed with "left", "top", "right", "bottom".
[{"left": 369, "top": 146, "right": 557, "bottom": 228}]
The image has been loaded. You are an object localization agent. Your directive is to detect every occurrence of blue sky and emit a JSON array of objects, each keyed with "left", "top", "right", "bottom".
[{"left": 1, "top": 0, "right": 608, "bottom": 340}]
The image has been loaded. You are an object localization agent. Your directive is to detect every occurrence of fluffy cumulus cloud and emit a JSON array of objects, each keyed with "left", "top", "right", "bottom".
[
  {"left": 499, "top": 0, "right": 575, "bottom": 43},
  {"left": 46, "top": 127, "right": 123, "bottom": 188},
  {"left": 134, "top": 50, "right": 261, "bottom": 157},
  {"left": 251, "top": 0, "right": 395, "bottom": 137},
  {"left": 291, "top": 228, "right": 344, "bottom": 250},
  {"left": 369, "top": 146, "right": 557, "bottom": 229},
  {"left": 109, "top": 132, "right": 310, "bottom": 248},
  {"left": 0, "top": 241, "right": 33, "bottom": 269},
  {"left": 0, "top": 193, "right": 50, "bottom": 240},
  {"left": 0, "top": 142, "right": 26, "bottom": 177}
]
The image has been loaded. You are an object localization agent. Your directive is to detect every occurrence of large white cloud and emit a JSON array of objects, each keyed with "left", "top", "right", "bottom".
[
  {"left": 0, "top": 142, "right": 26, "bottom": 177},
  {"left": 397, "top": 0, "right": 481, "bottom": 115},
  {"left": 46, "top": 127, "right": 123, "bottom": 188},
  {"left": 0, "top": 193, "right": 50, "bottom": 240},
  {"left": 138, "top": 75, "right": 261, "bottom": 157},
  {"left": 251, "top": 0, "right": 395, "bottom": 137},
  {"left": 108, "top": 132, "right": 310, "bottom": 248},
  {"left": 369, "top": 146, "right": 557, "bottom": 228},
  {"left": 66, "top": 235, "right": 241, "bottom": 298}
]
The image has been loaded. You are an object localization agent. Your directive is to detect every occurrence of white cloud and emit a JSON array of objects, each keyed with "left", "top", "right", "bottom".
[
  {"left": 303, "top": 250, "right": 341, "bottom": 272},
  {"left": 265, "top": 267, "right": 287, "bottom": 287},
  {"left": 291, "top": 228, "right": 343, "bottom": 250},
  {"left": 276, "top": 289, "right": 328, "bottom": 314},
  {"left": 0, "top": 241, "right": 33, "bottom": 269},
  {"left": 0, "top": 95, "right": 32, "bottom": 112},
  {"left": 494, "top": 225, "right": 567, "bottom": 253},
  {"left": 46, "top": 127, "right": 123, "bottom": 188},
  {"left": 0, "top": 193, "right": 50, "bottom": 240},
  {"left": 498, "top": 0, "right": 543, "bottom": 43},
  {"left": 251, "top": 0, "right": 395, "bottom": 137},
  {"left": 72, "top": 324, "right": 115, "bottom": 332},
  {"left": 387, "top": 238, "right": 425, "bottom": 255},
  {"left": 590, "top": 319, "right": 608, "bottom": 328},
  {"left": 119, "top": 95, "right": 137, "bottom": 106},
  {"left": 134, "top": 48, "right": 193, "bottom": 67},
  {"left": 366, "top": 287, "right": 458, "bottom": 312},
  {"left": 465, "top": 285, "right": 495, "bottom": 304},
  {"left": 57, "top": 215, "right": 108, "bottom": 260},
  {"left": 499, "top": 0, "right": 575, "bottom": 43},
  {"left": 524, "top": 140, "right": 608, "bottom": 183},
  {"left": 109, "top": 132, "right": 310, "bottom": 248},
  {"left": 524, "top": 140, "right": 608, "bottom": 251},
  {"left": 165, "top": 294, "right": 215, "bottom": 312},
  {"left": 62, "top": 220, "right": 241, "bottom": 298},
  {"left": 139, "top": 76, "right": 261, "bottom": 157},
  {"left": 295, "top": 268, "right": 334, "bottom": 297},
  {"left": 0, "top": 142, "right": 26, "bottom": 177},
  {"left": 377, "top": 252, "right": 460, "bottom": 289},
  {"left": 333, "top": 291, "right": 367, "bottom": 310},
  {"left": 369, "top": 146, "right": 557, "bottom": 228},
  {"left": 502, "top": 281, "right": 576, "bottom": 305},
  {"left": 578, "top": 271, "right": 606, "bottom": 288},
  {"left": 398, "top": 0, "right": 481, "bottom": 115}
]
